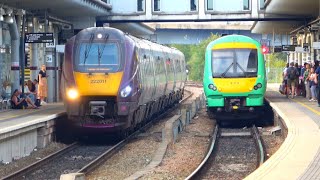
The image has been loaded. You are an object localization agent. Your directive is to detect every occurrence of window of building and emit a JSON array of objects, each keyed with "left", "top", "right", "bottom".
[
  {"left": 154, "top": 0, "right": 160, "bottom": 11},
  {"left": 243, "top": 0, "right": 250, "bottom": 10},
  {"left": 137, "top": 0, "right": 144, "bottom": 11},
  {"left": 190, "top": 0, "right": 197, "bottom": 11},
  {"left": 259, "top": 0, "right": 265, "bottom": 9},
  {"left": 207, "top": 0, "right": 213, "bottom": 10}
]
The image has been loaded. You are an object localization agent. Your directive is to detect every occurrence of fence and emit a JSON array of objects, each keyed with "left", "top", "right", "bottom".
[{"left": 266, "top": 68, "right": 283, "bottom": 83}]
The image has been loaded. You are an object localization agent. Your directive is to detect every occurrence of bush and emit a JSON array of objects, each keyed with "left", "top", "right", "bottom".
[{"left": 172, "top": 34, "right": 220, "bottom": 82}]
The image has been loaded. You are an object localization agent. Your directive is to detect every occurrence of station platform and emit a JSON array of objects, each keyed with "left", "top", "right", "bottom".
[
  {"left": 246, "top": 84, "right": 320, "bottom": 180},
  {"left": 0, "top": 103, "right": 65, "bottom": 163}
]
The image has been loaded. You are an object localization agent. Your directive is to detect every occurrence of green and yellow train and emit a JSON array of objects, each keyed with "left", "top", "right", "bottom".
[{"left": 203, "top": 35, "right": 267, "bottom": 120}]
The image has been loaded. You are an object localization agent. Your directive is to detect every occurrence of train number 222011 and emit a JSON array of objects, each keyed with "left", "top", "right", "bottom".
[{"left": 90, "top": 80, "right": 107, "bottom": 83}]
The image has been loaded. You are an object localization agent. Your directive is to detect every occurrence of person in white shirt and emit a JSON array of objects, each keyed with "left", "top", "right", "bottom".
[{"left": 21, "top": 82, "right": 35, "bottom": 103}]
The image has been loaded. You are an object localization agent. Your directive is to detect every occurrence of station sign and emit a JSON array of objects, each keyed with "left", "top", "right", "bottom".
[
  {"left": 25, "top": 33, "right": 54, "bottom": 43},
  {"left": 295, "top": 46, "right": 310, "bottom": 53},
  {"left": 281, "top": 45, "right": 296, "bottom": 52},
  {"left": 46, "top": 40, "right": 55, "bottom": 48},
  {"left": 312, "top": 42, "right": 320, "bottom": 49},
  {"left": 273, "top": 46, "right": 282, "bottom": 53}
]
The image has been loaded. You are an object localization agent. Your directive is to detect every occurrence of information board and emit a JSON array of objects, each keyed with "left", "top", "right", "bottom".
[
  {"left": 281, "top": 45, "right": 296, "bottom": 52},
  {"left": 25, "top": 33, "right": 54, "bottom": 43}
]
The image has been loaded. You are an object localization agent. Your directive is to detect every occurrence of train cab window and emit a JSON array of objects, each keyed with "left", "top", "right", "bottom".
[
  {"left": 212, "top": 49, "right": 258, "bottom": 78},
  {"left": 77, "top": 43, "right": 120, "bottom": 72}
]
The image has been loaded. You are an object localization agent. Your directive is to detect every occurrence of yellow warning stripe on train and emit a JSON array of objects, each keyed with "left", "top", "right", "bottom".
[{"left": 212, "top": 42, "right": 257, "bottom": 50}]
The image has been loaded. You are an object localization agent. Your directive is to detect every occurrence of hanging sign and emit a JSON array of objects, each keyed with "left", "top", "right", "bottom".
[{"left": 25, "top": 33, "right": 54, "bottom": 43}]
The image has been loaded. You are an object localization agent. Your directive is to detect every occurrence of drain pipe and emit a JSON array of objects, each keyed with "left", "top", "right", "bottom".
[{"left": 8, "top": 16, "right": 20, "bottom": 94}]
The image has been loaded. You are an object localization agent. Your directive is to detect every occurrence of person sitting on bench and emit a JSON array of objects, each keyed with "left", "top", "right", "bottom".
[{"left": 11, "top": 89, "right": 38, "bottom": 109}]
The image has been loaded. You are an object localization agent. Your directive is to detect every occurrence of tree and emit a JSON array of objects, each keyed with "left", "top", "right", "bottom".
[{"left": 172, "top": 34, "right": 220, "bottom": 81}]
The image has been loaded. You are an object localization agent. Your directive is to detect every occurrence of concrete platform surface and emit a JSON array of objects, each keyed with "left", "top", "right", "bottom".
[
  {"left": 0, "top": 103, "right": 65, "bottom": 134},
  {"left": 246, "top": 84, "right": 320, "bottom": 180},
  {"left": 0, "top": 103, "right": 66, "bottom": 163}
]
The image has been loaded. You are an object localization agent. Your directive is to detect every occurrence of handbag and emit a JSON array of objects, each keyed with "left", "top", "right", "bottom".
[{"left": 35, "top": 99, "right": 41, "bottom": 107}]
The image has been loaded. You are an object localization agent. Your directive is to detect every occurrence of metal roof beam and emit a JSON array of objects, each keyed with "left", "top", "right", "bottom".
[
  {"left": 86, "top": 0, "right": 112, "bottom": 11},
  {"left": 97, "top": 17, "right": 312, "bottom": 23}
]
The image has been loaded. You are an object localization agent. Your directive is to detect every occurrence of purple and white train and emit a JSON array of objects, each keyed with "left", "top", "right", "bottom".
[{"left": 61, "top": 27, "right": 187, "bottom": 135}]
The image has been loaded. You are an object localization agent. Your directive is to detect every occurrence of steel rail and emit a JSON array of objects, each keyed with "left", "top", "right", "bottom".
[
  {"left": 251, "top": 125, "right": 265, "bottom": 167},
  {"left": 3, "top": 88, "right": 195, "bottom": 179},
  {"left": 185, "top": 125, "right": 219, "bottom": 180},
  {"left": 80, "top": 92, "right": 192, "bottom": 175},
  {"left": 2, "top": 142, "right": 78, "bottom": 180},
  {"left": 180, "top": 89, "right": 193, "bottom": 103},
  {"left": 186, "top": 125, "right": 265, "bottom": 179}
]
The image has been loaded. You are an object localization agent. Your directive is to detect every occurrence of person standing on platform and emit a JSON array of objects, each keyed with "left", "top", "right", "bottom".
[
  {"left": 316, "top": 64, "right": 320, "bottom": 107},
  {"left": 286, "top": 62, "right": 299, "bottom": 99},
  {"left": 304, "top": 63, "right": 311, "bottom": 100},
  {"left": 38, "top": 64, "right": 48, "bottom": 105},
  {"left": 309, "top": 67, "right": 318, "bottom": 102}
]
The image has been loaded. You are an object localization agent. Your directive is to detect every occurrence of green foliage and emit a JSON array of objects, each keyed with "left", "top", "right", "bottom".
[
  {"left": 172, "top": 34, "right": 220, "bottom": 81},
  {"left": 267, "top": 53, "right": 287, "bottom": 68},
  {"left": 265, "top": 52, "right": 287, "bottom": 83}
]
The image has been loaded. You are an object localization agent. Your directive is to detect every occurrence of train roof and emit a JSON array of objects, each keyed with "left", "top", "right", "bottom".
[{"left": 206, "top": 34, "right": 261, "bottom": 50}]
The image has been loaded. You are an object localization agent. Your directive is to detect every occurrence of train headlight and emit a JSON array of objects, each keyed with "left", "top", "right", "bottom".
[
  {"left": 253, "top": 83, "right": 263, "bottom": 90},
  {"left": 120, "top": 85, "right": 132, "bottom": 98},
  {"left": 208, "top": 84, "right": 217, "bottom": 91},
  {"left": 67, "top": 89, "right": 79, "bottom": 100}
]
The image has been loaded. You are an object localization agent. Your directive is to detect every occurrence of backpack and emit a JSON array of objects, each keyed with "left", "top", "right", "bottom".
[{"left": 288, "top": 67, "right": 298, "bottom": 80}]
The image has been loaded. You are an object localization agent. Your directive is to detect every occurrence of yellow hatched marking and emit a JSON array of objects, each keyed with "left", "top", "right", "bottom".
[{"left": 212, "top": 42, "right": 257, "bottom": 50}]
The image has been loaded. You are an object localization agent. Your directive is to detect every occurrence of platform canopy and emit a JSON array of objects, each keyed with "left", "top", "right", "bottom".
[
  {"left": 0, "top": 0, "right": 111, "bottom": 17},
  {"left": 251, "top": 0, "right": 319, "bottom": 34}
]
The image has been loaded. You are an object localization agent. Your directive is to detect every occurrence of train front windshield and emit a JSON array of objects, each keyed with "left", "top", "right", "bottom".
[
  {"left": 211, "top": 49, "right": 258, "bottom": 78},
  {"left": 75, "top": 43, "right": 121, "bottom": 72}
]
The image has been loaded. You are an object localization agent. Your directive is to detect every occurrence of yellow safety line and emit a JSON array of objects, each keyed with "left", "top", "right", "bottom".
[
  {"left": 0, "top": 109, "right": 43, "bottom": 121},
  {"left": 290, "top": 98, "right": 320, "bottom": 116},
  {"left": 272, "top": 89, "right": 320, "bottom": 116}
]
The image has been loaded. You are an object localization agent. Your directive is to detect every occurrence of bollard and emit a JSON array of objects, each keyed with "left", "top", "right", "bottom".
[
  {"left": 191, "top": 101, "right": 196, "bottom": 118},
  {"left": 195, "top": 97, "right": 200, "bottom": 112},
  {"left": 186, "top": 107, "right": 191, "bottom": 125},
  {"left": 180, "top": 108, "right": 187, "bottom": 128}
]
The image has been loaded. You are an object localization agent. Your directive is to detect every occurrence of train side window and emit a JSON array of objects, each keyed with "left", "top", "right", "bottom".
[{"left": 247, "top": 50, "right": 258, "bottom": 72}]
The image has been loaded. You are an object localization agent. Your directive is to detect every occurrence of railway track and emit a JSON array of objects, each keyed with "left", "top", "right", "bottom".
[
  {"left": 185, "top": 81, "right": 203, "bottom": 88},
  {"left": 2, "top": 89, "right": 194, "bottom": 180},
  {"left": 187, "top": 125, "right": 265, "bottom": 180}
]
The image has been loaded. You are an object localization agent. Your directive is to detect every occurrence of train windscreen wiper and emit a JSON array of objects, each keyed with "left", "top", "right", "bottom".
[
  {"left": 98, "top": 34, "right": 110, "bottom": 66},
  {"left": 220, "top": 62, "right": 234, "bottom": 78},
  {"left": 235, "top": 62, "right": 248, "bottom": 77},
  {"left": 83, "top": 33, "right": 94, "bottom": 65}
]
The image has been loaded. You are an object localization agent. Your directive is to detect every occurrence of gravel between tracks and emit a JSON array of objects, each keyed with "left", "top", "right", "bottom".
[
  {"left": 261, "top": 133, "right": 285, "bottom": 158},
  {"left": 141, "top": 109, "right": 215, "bottom": 180},
  {"left": 88, "top": 86, "right": 214, "bottom": 180},
  {"left": 87, "top": 134, "right": 161, "bottom": 180},
  {"left": 0, "top": 85, "right": 285, "bottom": 179},
  {"left": 0, "top": 142, "right": 67, "bottom": 178}
]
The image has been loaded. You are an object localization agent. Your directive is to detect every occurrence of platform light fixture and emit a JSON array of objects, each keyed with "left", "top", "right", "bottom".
[
  {"left": 4, "top": 14, "right": 13, "bottom": 24},
  {"left": 4, "top": 8, "right": 13, "bottom": 24},
  {"left": 0, "top": 7, "right": 5, "bottom": 22}
]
